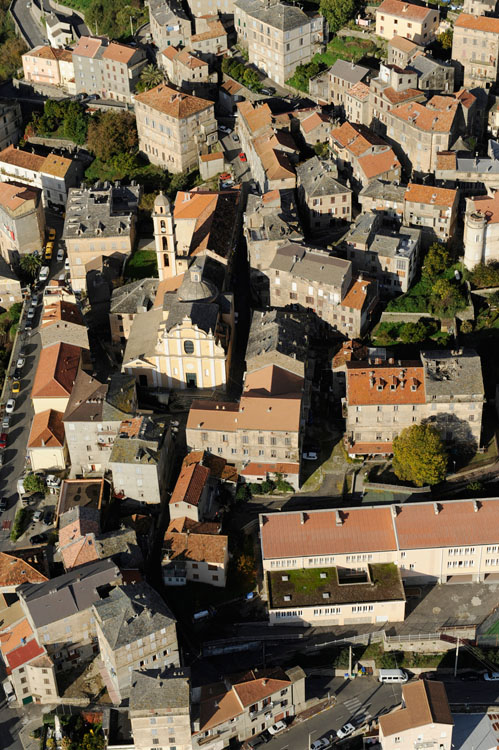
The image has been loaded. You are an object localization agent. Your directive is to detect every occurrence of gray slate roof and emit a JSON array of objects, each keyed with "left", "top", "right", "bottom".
[
  {"left": 148, "top": 0, "right": 189, "bottom": 27},
  {"left": 17, "top": 559, "right": 120, "bottom": 628},
  {"left": 63, "top": 367, "right": 135, "bottom": 424},
  {"left": 95, "top": 528, "right": 143, "bottom": 570},
  {"left": 246, "top": 309, "right": 309, "bottom": 372},
  {"left": 296, "top": 156, "right": 350, "bottom": 199},
  {"left": 59, "top": 505, "right": 101, "bottom": 529},
  {"left": 93, "top": 582, "right": 176, "bottom": 650},
  {"left": 235, "top": 0, "right": 311, "bottom": 30},
  {"left": 421, "top": 349, "right": 484, "bottom": 399},
  {"left": 110, "top": 279, "right": 159, "bottom": 315},
  {"left": 270, "top": 243, "right": 351, "bottom": 287},
  {"left": 63, "top": 184, "right": 140, "bottom": 241},
  {"left": 359, "top": 179, "right": 406, "bottom": 204},
  {"left": 329, "top": 58, "right": 369, "bottom": 85},
  {"left": 109, "top": 415, "right": 168, "bottom": 466},
  {"left": 408, "top": 54, "right": 448, "bottom": 79},
  {"left": 130, "top": 668, "right": 190, "bottom": 712},
  {"left": 370, "top": 226, "right": 420, "bottom": 259}
]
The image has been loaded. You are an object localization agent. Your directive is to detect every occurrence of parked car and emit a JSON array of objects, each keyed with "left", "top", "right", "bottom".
[
  {"left": 221, "top": 180, "right": 235, "bottom": 189},
  {"left": 27, "top": 307, "right": 36, "bottom": 320},
  {"left": 0, "top": 498, "right": 7, "bottom": 513},
  {"left": 30, "top": 533, "right": 48, "bottom": 545},
  {"left": 0, "top": 433, "right": 7, "bottom": 448},
  {"left": 257, "top": 732, "right": 270, "bottom": 744},
  {"left": 336, "top": 723, "right": 355, "bottom": 739},
  {"left": 5, "top": 399, "right": 15, "bottom": 414},
  {"left": 303, "top": 451, "right": 318, "bottom": 461},
  {"left": 1, "top": 414, "right": 10, "bottom": 429},
  {"left": 87, "top": 94, "right": 99, "bottom": 101},
  {"left": 43, "top": 511, "right": 54, "bottom": 526},
  {"left": 30, "top": 294, "right": 39, "bottom": 307},
  {"left": 267, "top": 721, "right": 286, "bottom": 736},
  {"left": 261, "top": 87, "right": 275, "bottom": 96},
  {"left": 239, "top": 152, "right": 247, "bottom": 162},
  {"left": 310, "top": 739, "right": 331, "bottom": 750},
  {"left": 57, "top": 248, "right": 64, "bottom": 262},
  {"left": 32, "top": 509, "right": 43, "bottom": 522},
  {"left": 484, "top": 672, "right": 499, "bottom": 681},
  {"left": 47, "top": 227, "right": 56, "bottom": 241},
  {"left": 16, "top": 357, "right": 25, "bottom": 371},
  {"left": 39, "top": 266, "right": 50, "bottom": 282},
  {"left": 248, "top": 735, "right": 267, "bottom": 748},
  {"left": 11, "top": 380, "right": 20, "bottom": 394}
]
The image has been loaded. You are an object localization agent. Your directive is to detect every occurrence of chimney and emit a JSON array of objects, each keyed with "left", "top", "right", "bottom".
[
  {"left": 335, "top": 510, "right": 342, "bottom": 526},
  {"left": 433, "top": 502, "right": 439, "bottom": 515},
  {"left": 300, "top": 512, "right": 306, "bottom": 525},
  {"left": 473, "top": 500, "right": 479, "bottom": 512}
]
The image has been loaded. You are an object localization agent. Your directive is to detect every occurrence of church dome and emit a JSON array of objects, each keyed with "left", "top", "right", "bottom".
[{"left": 177, "top": 263, "right": 217, "bottom": 303}]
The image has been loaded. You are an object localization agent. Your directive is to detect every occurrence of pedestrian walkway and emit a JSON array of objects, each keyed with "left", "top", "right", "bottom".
[{"left": 342, "top": 695, "right": 372, "bottom": 726}]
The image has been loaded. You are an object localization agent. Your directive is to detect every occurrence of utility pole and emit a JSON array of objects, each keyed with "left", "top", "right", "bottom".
[
  {"left": 454, "top": 638, "right": 460, "bottom": 678},
  {"left": 349, "top": 645, "right": 352, "bottom": 677},
  {"left": 130, "top": 15, "right": 133, "bottom": 37}
]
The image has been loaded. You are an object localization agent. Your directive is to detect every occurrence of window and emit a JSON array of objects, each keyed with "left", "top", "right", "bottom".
[{"left": 184, "top": 340, "right": 194, "bottom": 354}]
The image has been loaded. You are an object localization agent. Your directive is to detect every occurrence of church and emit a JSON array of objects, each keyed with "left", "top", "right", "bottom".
[{"left": 121, "top": 193, "right": 235, "bottom": 391}]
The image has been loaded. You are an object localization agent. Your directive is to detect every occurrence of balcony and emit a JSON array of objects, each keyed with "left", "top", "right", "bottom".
[{"left": 249, "top": 702, "right": 274, "bottom": 719}]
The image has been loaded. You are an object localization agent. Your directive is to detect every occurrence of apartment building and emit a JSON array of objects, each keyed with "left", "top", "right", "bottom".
[
  {"left": 463, "top": 191, "right": 499, "bottom": 268},
  {"left": 299, "top": 111, "right": 332, "bottom": 145},
  {"left": 162, "top": 530, "right": 229, "bottom": 586},
  {"left": 0, "top": 622, "right": 59, "bottom": 706},
  {"left": 244, "top": 188, "right": 303, "bottom": 304},
  {"left": 408, "top": 53, "right": 455, "bottom": 93},
  {"left": 63, "top": 183, "right": 140, "bottom": 292},
  {"left": 453, "top": 14, "right": 499, "bottom": 90},
  {"left": 130, "top": 668, "right": 191, "bottom": 750},
  {"left": 0, "top": 144, "right": 82, "bottom": 208},
  {"left": 344, "top": 349, "right": 484, "bottom": 457},
  {"left": 376, "top": 0, "right": 440, "bottom": 44},
  {"left": 385, "top": 94, "right": 467, "bottom": 174},
  {"left": 0, "top": 182, "right": 45, "bottom": 264},
  {"left": 345, "top": 81, "right": 371, "bottom": 126},
  {"left": 27, "top": 409, "right": 67, "bottom": 471},
  {"left": 122, "top": 257, "right": 234, "bottom": 391},
  {"left": 72, "top": 36, "right": 147, "bottom": 102},
  {"left": 135, "top": 83, "right": 217, "bottom": 172},
  {"left": 17, "top": 559, "right": 121, "bottom": 665},
  {"left": 259, "top": 497, "right": 499, "bottom": 624},
  {"left": 388, "top": 35, "right": 423, "bottom": 68},
  {"left": 160, "top": 46, "right": 216, "bottom": 90},
  {"left": 267, "top": 243, "right": 378, "bottom": 338},
  {"left": 358, "top": 180, "right": 406, "bottom": 219},
  {"left": 31, "top": 341, "right": 85, "bottom": 414},
  {"left": 109, "top": 415, "right": 173, "bottom": 504},
  {"left": 93, "top": 582, "right": 179, "bottom": 702},
  {"left": 148, "top": 0, "right": 192, "bottom": 50},
  {"left": 63, "top": 367, "right": 137, "bottom": 476},
  {"left": 234, "top": 0, "right": 326, "bottom": 86},
  {"left": 186, "top": 363, "right": 304, "bottom": 470},
  {"left": 435, "top": 145, "right": 499, "bottom": 196},
  {"left": 169, "top": 456, "right": 214, "bottom": 523},
  {"left": 369, "top": 62, "right": 425, "bottom": 134},
  {"left": 296, "top": 156, "right": 352, "bottom": 231},
  {"left": 0, "top": 102, "right": 21, "bottom": 151},
  {"left": 190, "top": 16, "right": 228, "bottom": 57},
  {"left": 192, "top": 666, "right": 306, "bottom": 749},
  {"left": 40, "top": 300, "right": 89, "bottom": 349},
  {"left": 309, "top": 58, "right": 369, "bottom": 108},
  {"left": 22, "top": 45, "right": 74, "bottom": 89},
  {"left": 342, "top": 212, "right": 421, "bottom": 295},
  {"left": 462, "top": 0, "right": 497, "bottom": 14},
  {"left": 403, "top": 183, "right": 459, "bottom": 241},
  {"left": 329, "top": 122, "right": 402, "bottom": 188},
  {"left": 379, "top": 680, "right": 453, "bottom": 750}
]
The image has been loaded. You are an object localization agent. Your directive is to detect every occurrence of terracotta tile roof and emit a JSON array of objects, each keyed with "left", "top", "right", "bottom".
[
  {"left": 390, "top": 100, "right": 457, "bottom": 133},
  {"left": 0, "top": 144, "right": 45, "bottom": 171},
  {"left": 25, "top": 45, "right": 72, "bottom": 61},
  {"left": 191, "top": 20, "right": 226, "bottom": 41},
  {"left": 468, "top": 193, "right": 499, "bottom": 223},
  {"left": 27, "top": 409, "right": 65, "bottom": 448},
  {"left": 182, "top": 450, "right": 238, "bottom": 482},
  {"left": 346, "top": 361, "right": 425, "bottom": 404},
  {"left": 389, "top": 34, "right": 419, "bottom": 52},
  {"left": 236, "top": 100, "right": 273, "bottom": 135},
  {"left": 395, "top": 499, "right": 499, "bottom": 549},
  {"left": 0, "top": 182, "right": 39, "bottom": 212},
  {"left": 32, "top": 342, "right": 82, "bottom": 400},
  {"left": 455, "top": 12, "right": 499, "bottom": 31},
  {"left": 175, "top": 48, "right": 208, "bottom": 69},
  {"left": 347, "top": 81, "right": 370, "bottom": 101},
  {"left": 59, "top": 513, "right": 100, "bottom": 549},
  {"left": 383, "top": 86, "right": 422, "bottom": 105},
  {"left": 135, "top": 84, "right": 213, "bottom": 119},
  {"left": 233, "top": 670, "right": 291, "bottom": 706},
  {"left": 41, "top": 301, "right": 84, "bottom": 328},
  {"left": 221, "top": 78, "right": 243, "bottom": 95},
  {"left": 73, "top": 36, "right": 102, "bottom": 59},
  {"left": 162, "top": 45, "right": 179, "bottom": 60},
  {"left": 0, "top": 618, "right": 34, "bottom": 659},
  {"left": 260, "top": 506, "right": 398, "bottom": 559},
  {"left": 200, "top": 151, "right": 224, "bottom": 162},
  {"left": 5, "top": 638, "right": 44, "bottom": 671},
  {"left": 404, "top": 183, "right": 457, "bottom": 207},
  {"left": 342, "top": 277, "right": 375, "bottom": 310},
  {"left": 163, "top": 531, "right": 228, "bottom": 563},
  {"left": 436, "top": 151, "right": 456, "bottom": 170},
  {"left": 0, "top": 552, "right": 48, "bottom": 588},
  {"left": 174, "top": 190, "right": 217, "bottom": 220},
  {"left": 347, "top": 441, "right": 394, "bottom": 455},
  {"left": 60, "top": 536, "right": 99, "bottom": 570},
  {"left": 170, "top": 462, "right": 210, "bottom": 507},
  {"left": 102, "top": 42, "right": 137, "bottom": 64},
  {"left": 332, "top": 339, "right": 368, "bottom": 369},
  {"left": 167, "top": 517, "right": 222, "bottom": 534},
  {"left": 262, "top": 189, "right": 280, "bottom": 204},
  {"left": 241, "top": 462, "right": 300, "bottom": 476},
  {"left": 380, "top": 681, "right": 453, "bottom": 737},
  {"left": 301, "top": 111, "right": 330, "bottom": 134},
  {"left": 377, "top": 0, "right": 435, "bottom": 21},
  {"left": 454, "top": 88, "right": 476, "bottom": 110},
  {"left": 198, "top": 686, "right": 244, "bottom": 731},
  {"left": 330, "top": 121, "right": 387, "bottom": 157},
  {"left": 357, "top": 149, "right": 401, "bottom": 180},
  {"left": 41, "top": 152, "right": 72, "bottom": 178},
  {"left": 154, "top": 273, "right": 185, "bottom": 307}
]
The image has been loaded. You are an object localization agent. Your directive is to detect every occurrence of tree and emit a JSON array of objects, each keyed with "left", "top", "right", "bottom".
[
  {"left": 423, "top": 242, "right": 451, "bottom": 279},
  {"left": 460, "top": 319, "right": 473, "bottom": 334},
  {"left": 19, "top": 253, "right": 42, "bottom": 278},
  {"left": 471, "top": 261, "right": 499, "bottom": 288},
  {"left": 399, "top": 320, "right": 428, "bottom": 344},
  {"left": 136, "top": 64, "right": 163, "bottom": 93},
  {"left": 438, "top": 29, "right": 453, "bottom": 51},
  {"left": 430, "top": 278, "right": 466, "bottom": 314},
  {"left": 392, "top": 424, "right": 448, "bottom": 486},
  {"left": 319, "top": 0, "right": 357, "bottom": 33},
  {"left": 236, "top": 553, "right": 255, "bottom": 578},
  {"left": 87, "top": 111, "right": 138, "bottom": 163},
  {"left": 23, "top": 473, "right": 45, "bottom": 494}
]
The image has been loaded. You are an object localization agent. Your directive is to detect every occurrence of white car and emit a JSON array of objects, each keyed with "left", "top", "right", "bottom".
[
  {"left": 32, "top": 509, "right": 42, "bottom": 522},
  {"left": 311, "top": 739, "right": 331, "bottom": 750},
  {"left": 57, "top": 248, "right": 64, "bottom": 262},
  {"left": 39, "top": 266, "right": 50, "bottom": 282},
  {"left": 303, "top": 451, "right": 318, "bottom": 461},
  {"left": 5, "top": 399, "right": 15, "bottom": 414},
  {"left": 27, "top": 307, "right": 36, "bottom": 320},
  {"left": 267, "top": 721, "right": 286, "bottom": 736},
  {"left": 336, "top": 723, "right": 355, "bottom": 740},
  {"left": 64, "top": 259, "right": 70, "bottom": 271},
  {"left": 484, "top": 672, "right": 499, "bottom": 681},
  {"left": 16, "top": 358, "right": 25, "bottom": 371},
  {"left": 30, "top": 294, "right": 39, "bottom": 307},
  {"left": 45, "top": 474, "right": 61, "bottom": 488}
]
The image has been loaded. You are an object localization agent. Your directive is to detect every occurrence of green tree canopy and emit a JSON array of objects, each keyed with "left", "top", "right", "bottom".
[
  {"left": 319, "top": 0, "right": 357, "bottom": 33},
  {"left": 35, "top": 99, "right": 88, "bottom": 145},
  {"left": 430, "top": 278, "right": 467, "bottom": 314},
  {"left": 393, "top": 424, "right": 448, "bottom": 486},
  {"left": 471, "top": 261, "right": 499, "bottom": 288},
  {"left": 19, "top": 253, "right": 42, "bottom": 278},
  {"left": 398, "top": 320, "right": 428, "bottom": 344},
  {"left": 135, "top": 64, "right": 163, "bottom": 93},
  {"left": 87, "top": 111, "right": 138, "bottom": 163},
  {"left": 438, "top": 29, "right": 453, "bottom": 50},
  {"left": 423, "top": 242, "right": 451, "bottom": 279},
  {"left": 23, "top": 473, "right": 45, "bottom": 494}
]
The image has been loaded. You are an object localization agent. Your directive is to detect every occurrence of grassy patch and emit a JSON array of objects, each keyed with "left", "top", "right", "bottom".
[
  {"left": 316, "top": 36, "right": 379, "bottom": 66},
  {"left": 10, "top": 507, "right": 29, "bottom": 541},
  {"left": 124, "top": 250, "right": 157, "bottom": 281}
]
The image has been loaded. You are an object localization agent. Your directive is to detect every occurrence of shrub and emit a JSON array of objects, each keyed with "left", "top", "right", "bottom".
[
  {"left": 10, "top": 507, "right": 28, "bottom": 541},
  {"left": 23, "top": 473, "right": 45, "bottom": 494},
  {"left": 236, "top": 484, "right": 251, "bottom": 502}
]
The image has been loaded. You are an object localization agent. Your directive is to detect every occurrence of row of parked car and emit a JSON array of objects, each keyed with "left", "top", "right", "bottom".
[{"left": 247, "top": 719, "right": 355, "bottom": 748}]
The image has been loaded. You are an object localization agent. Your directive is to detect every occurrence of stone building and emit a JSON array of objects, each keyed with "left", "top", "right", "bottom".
[
  {"left": 0, "top": 182, "right": 45, "bottom": 264},
  {"left": 130, "top": 668, "right": 191, "bottom": 750},
  {"left": 135, "top": 83, "right": 217, "bottom": 173},
  {"left": 452, "top": 14, "right": 499, "bottom": 90},
  {"left": 358, "top": 180, "right": 406, "bottom": 220},
  {"left": 40, "top": 301, "right": 89, "bottom": 349},
  {"left": 109, "top": 278, "right": 159, "bottom": 351},
  {"left": 0, "top": 102, "right": 21, "bottom": 151},
  {"left": 403, "top": 183, "right": 459, "bottom": 242},
  {"left": 369, "top": 62, "right": 425, "bottom": 135},
  {"left": 63, "top": 183, "right": 140, "bottom": 292},
  {"left": 387, "top": 35, "right": 423, "bottom": 69},
  {"left": 72, "top": 36, "right": 147, "bottom": 102},
  {"left": 344, "top": 81, "right": 371, "bottom": 126},
  {"left": 408, "top": 53, "right": 455, "bottom": 94},
  {"left": 309, "top": 58, "right": 369, "bottom": 108},
  {"left": 464, "top": 191, "right": 499, "bottom": 268},
  {"left": 329, "top": 122, "right": 401, "bottom": 188},
  {"left": 162, "top": 530, "right": 229, "bottom": 586},
  {"left": 376, "top": 0, "right": 439, "bottom": 44},
  {"left": 148, "top": 0, "right": 192, "bottom": 50},
  {"left": 296, "top": 156, "right": 352, "bottom": 231}
]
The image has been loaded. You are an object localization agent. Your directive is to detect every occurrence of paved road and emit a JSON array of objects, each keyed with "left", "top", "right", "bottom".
[
  {"left": 11, "top": 0, "right": 46, "bottom": 48},
  {"left": 265, "top": 677, "right": 402, "bottom": 750},
  {"left": 0, "top": 696, "right": 24, "bottom": 750}
]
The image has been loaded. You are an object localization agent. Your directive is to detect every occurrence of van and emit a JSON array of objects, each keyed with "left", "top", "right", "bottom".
[{"left": 378, "top": 669, "right": 408, "bottom": 683}]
